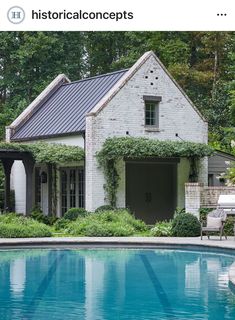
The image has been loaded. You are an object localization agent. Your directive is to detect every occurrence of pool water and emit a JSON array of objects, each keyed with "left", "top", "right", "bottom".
[{"left": 0, "top": 248, "right": 235, "bottom": 320}]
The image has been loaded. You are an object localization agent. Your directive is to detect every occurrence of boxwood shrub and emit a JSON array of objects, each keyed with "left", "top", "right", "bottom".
[
  {"left": 172, "top": 212, "right": 201, "bottom": 237},
  {"left": 63, "top": 208, "right": 88, "bottom": 221}
]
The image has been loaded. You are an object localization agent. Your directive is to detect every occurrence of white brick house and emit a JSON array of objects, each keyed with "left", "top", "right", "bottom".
[{"left": 6, "top": 51, "right": 208, "bottom": 223}]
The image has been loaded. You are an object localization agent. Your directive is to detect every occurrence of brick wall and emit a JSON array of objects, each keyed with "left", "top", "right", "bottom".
[{"left": 85, "top": 53, "right": 208, "bottom": 211}]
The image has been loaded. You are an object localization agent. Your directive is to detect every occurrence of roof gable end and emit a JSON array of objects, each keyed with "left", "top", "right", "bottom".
[
  {"left": 7, "top": 74, "right": 70, "bottom": 141},
  {"left": 87, "top": 51, "right": 207, "bottom": 123}
]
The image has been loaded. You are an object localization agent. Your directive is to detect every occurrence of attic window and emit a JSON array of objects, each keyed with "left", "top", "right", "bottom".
[
  {"left": 144, "top": 96, "right": 162, "bottom": 128},
  {"left": 145, "top": 102, "right": 158, "bottom": 126}
]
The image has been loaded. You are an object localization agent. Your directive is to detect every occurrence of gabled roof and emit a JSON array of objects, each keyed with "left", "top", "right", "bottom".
[
  {"left": 9, "top": 50, "right": 207, "bottom": 142},
  {"left": 10, "top": 69, "right": 128, "bottom": 141}
]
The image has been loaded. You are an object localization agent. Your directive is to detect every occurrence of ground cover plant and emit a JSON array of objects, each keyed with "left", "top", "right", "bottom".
[
  {"left": 62, "top": 209, "right": 148, "bottom": 237},
  {"left": 0, "top": 213, "right": 52, "bottom": 238},
  {"left": 150, "top": 220, "right": 172, "bottom": 237}
]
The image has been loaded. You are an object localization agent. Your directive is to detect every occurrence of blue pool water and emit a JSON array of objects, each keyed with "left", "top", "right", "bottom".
[{"left": 0, "top": 248, "right": 235, "bottom": 320}]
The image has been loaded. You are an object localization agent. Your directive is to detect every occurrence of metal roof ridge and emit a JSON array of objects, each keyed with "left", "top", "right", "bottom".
[{"left": 62, "top": 69, "right": 129, "bottom": 86}]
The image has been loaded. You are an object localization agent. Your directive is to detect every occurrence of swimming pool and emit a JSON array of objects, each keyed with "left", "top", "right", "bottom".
[{"left": 0, "top": 248, "right": 235, "bottom": 320}]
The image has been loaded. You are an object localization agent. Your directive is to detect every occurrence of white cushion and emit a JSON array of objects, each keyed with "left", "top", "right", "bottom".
[{"left": 207, "top": 216, "right": 222, "bottom": 228}]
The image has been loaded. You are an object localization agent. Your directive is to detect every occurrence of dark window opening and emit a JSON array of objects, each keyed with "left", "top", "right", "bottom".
[
  {"left": 60, "top": 168, "right": 85, "bottom": 216},
  {"left": 145, "top": 101, "right": 159, "bottom": 127},
  {"left": 35, "top": 167, "right": 41, "bottom": 208}
]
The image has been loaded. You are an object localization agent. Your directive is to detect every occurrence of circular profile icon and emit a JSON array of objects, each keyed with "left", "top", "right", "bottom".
[{"left": 7, "top": 6, "right": 25, "bottom": 24}]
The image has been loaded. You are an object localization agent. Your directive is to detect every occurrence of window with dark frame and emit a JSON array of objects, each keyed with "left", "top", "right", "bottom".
[
  {"left": 60, "top": 168, "right": 85, "bottom": 216},
  {"left": 144, "top": 95, "right": 161, "bottom": 128},
  {"left": 145, "top": 101, "right": 158, "bottom": 126}
]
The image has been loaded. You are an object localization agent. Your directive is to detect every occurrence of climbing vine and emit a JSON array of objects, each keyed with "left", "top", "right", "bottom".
[
  {"left": 97, "top": 137, "right": 214, "bottom": 207},
  {"left": 0, "top": 142, "right": 85, "bottom": 164}
]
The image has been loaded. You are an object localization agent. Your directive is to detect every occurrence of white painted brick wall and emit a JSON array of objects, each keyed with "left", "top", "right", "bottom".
[{"left": 85, "top": 54, "right": 208, "bottom": 211}]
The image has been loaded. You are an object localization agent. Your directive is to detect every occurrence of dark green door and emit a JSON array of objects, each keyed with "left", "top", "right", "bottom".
[{"left": 126, "top": 161, "right": 177, "bottom": 224}]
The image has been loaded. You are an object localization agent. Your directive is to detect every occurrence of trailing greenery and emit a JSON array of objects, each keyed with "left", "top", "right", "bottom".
[
  {"left": 97, "top": 137, "right": 214, "bottom": 206},
  {"left": 0, "top": 213, "right": 52, "bottom": 238},
  {"left": 97, "top": 137, "right": 214, "bottom": 160},
  {"left": 172, "top": 212, "right": 201, "bottom": 237},
  {"left": 224, "top": 161, "right": 235, "bottom": 186},
  {"left": 63, "top": 207, "right": 88, "bottom": 221},
  {"left": 150, "top": 221, "right": 172, "bottom": 237},
  {"left": 66, "top": 209, "right": 148, "bottom": 236},
  {"left": 0, "top": 142, "right": 84, "bottom": 164}
]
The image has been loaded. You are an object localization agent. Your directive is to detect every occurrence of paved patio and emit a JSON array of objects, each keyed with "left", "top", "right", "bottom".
[{"left": 0, "top": 236, "right": 235, "bottom": 249}]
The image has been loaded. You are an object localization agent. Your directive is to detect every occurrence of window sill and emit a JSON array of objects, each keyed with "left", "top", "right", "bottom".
[{"left": 145, "top": 127, "right": 160, "bottom": 132}]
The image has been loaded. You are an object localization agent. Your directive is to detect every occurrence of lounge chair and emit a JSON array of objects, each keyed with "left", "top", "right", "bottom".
[{"left": 201, "top": 208, "right": 227, "bottom": 240}]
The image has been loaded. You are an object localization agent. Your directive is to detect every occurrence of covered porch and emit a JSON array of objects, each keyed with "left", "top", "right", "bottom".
[
  {"left": 0, "top": 149, "right": 35, "bottom": 215},
  {"left": 0, "top": 142, "right": 85, "bottom": 216}
]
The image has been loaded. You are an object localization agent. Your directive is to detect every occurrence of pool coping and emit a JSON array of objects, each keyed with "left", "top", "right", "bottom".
[{"left": 1, "top": 236, "right": 235, "bottom": 291}]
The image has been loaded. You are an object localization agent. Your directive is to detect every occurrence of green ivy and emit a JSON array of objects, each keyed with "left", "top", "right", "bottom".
[
  {"left": 97, "top": 137, "right": 214, "bottom": 207},
  {"left": 0, "top": 142, "right": 84, "bottom": 164}
]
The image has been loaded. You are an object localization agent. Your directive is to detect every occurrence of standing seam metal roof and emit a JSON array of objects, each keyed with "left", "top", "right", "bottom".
[{"left": 11, "top": 69, "right": 128, "bottom": 140}]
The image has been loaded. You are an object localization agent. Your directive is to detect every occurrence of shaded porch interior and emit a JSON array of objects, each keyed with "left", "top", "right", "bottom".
[{"left": 0, "top": 149, "right": 36, "bottom": 215}]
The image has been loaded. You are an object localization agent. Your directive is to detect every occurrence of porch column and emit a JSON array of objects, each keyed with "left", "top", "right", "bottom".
[
  {"left": 22, "top": 158, "right": 35, "bottom": 215},
  {"left": 2, "top": 159, "right": 14, "bottom": 212}
]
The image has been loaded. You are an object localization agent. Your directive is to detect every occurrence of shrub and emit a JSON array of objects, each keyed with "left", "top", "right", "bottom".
[
  {"left": 43, "top": 215, "right": 58, "bottom": 226},
  {"left": 30, "top": 208, "right": 57, "bottom": 225},
  {"left": 30, "top": 207, "right": 45, "bottom": 222},
  {"left": 173, "top": 207, "right": 185, "bottom": 218},
  {"left": 95, "top": 205, "right": 115, "bottom": 212},
  {"left": 69, "top": 221, "right": 134, "bottom": 237},
  {"left": 66, "top": 209, "right": 147, "bottom": 236},
  {"left": 172, "top": 213, "right": 201, "bottom": 237},
  {"left": 199, "top": 208, "right": 213, "bottom": 224},
  {"left": 0, "top": 213, "right": 52, "bottom": 238},
  {"left": 224, "top": 216, "right": 235, "bottom": 236},
  {"left": 54, "top": 218, "right": 70, "bottom": 231},
  {"left": 64, "top": 207, "right": 87, "bottom": 221},
  {"left": 0, "top": 189, "right": 15, "bottom": 212},
  {"left": 151, "top": 221, "right": 172, "bottom": 237}
]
